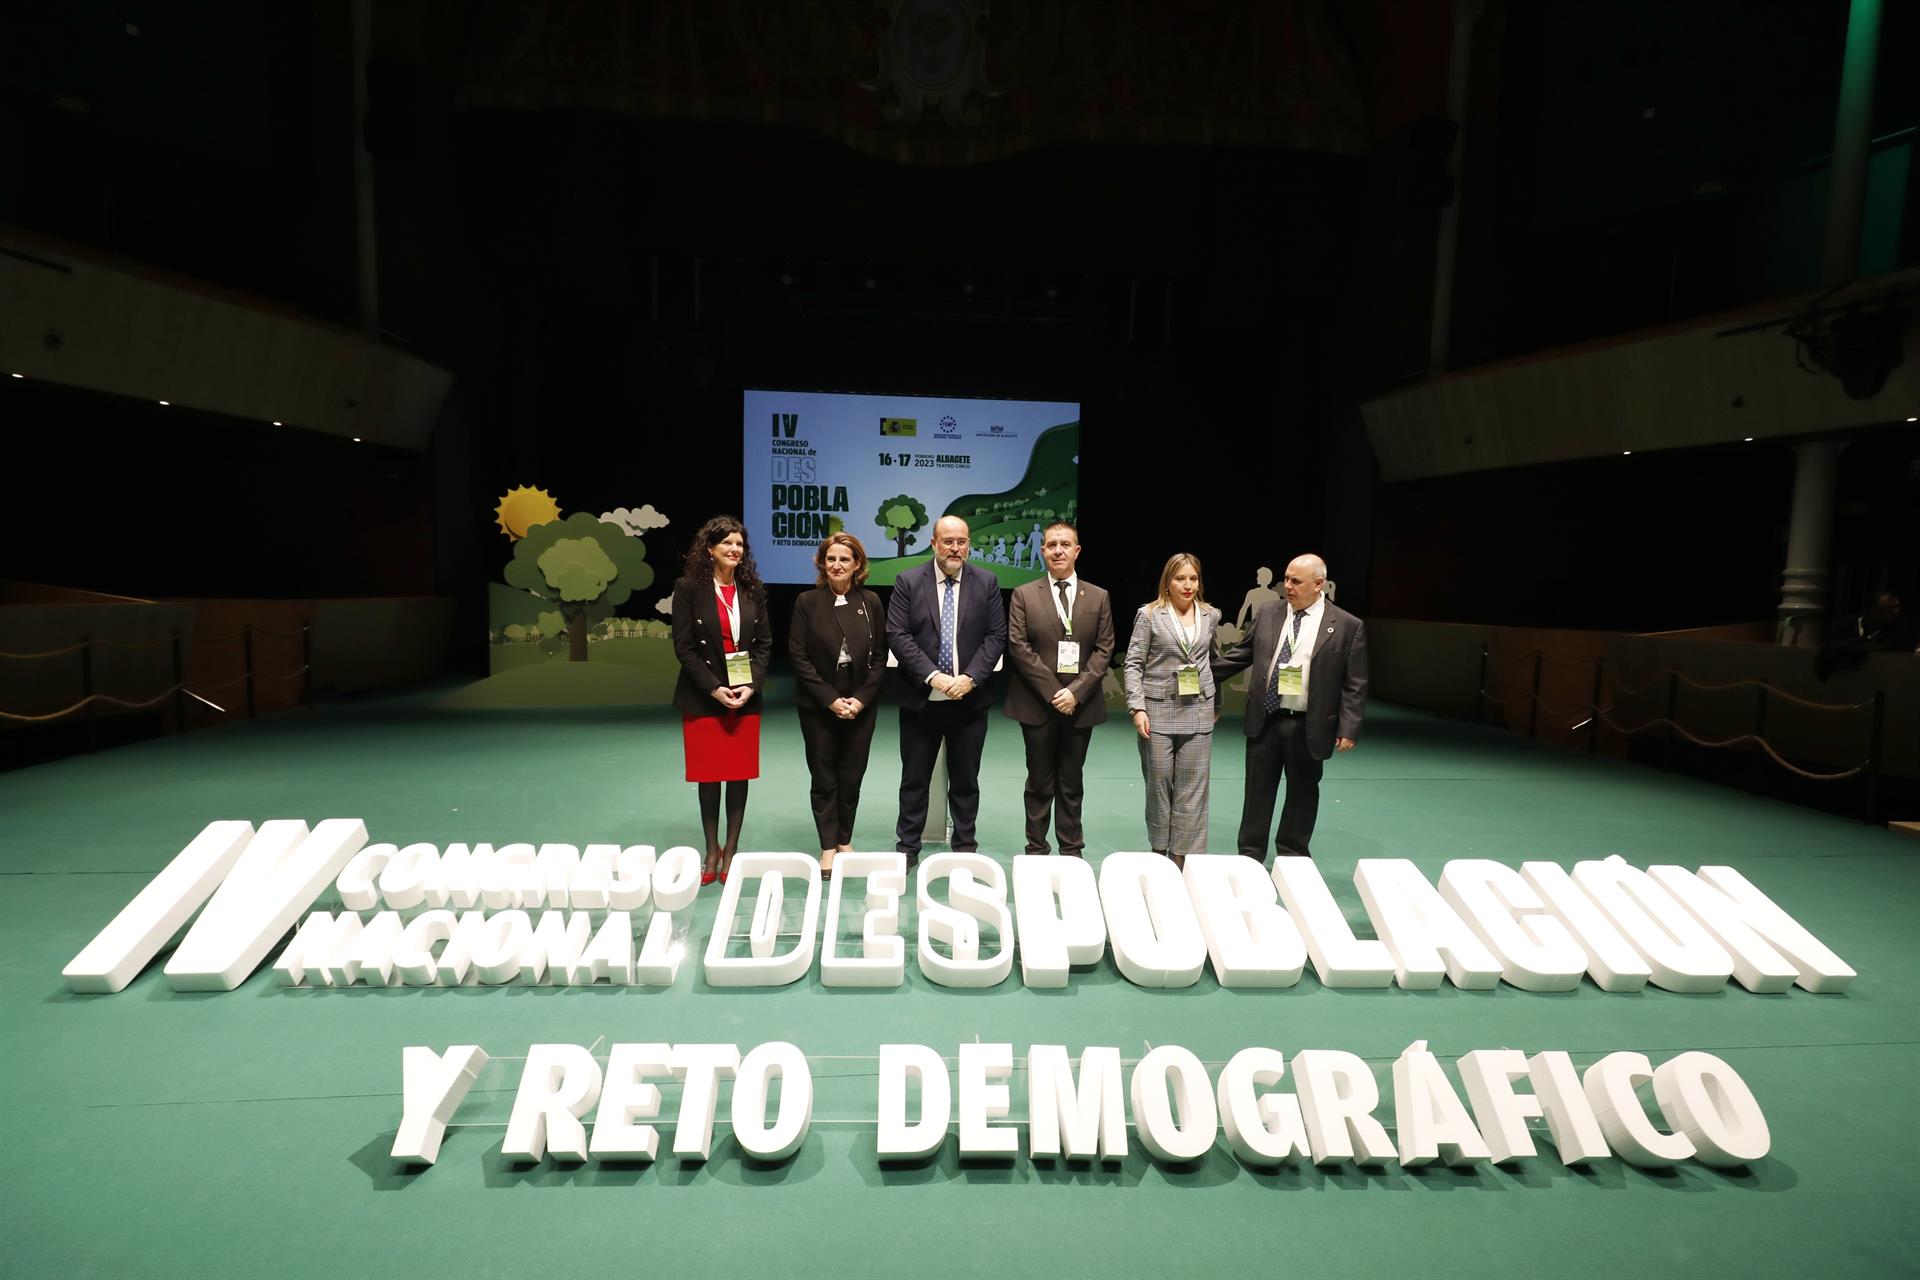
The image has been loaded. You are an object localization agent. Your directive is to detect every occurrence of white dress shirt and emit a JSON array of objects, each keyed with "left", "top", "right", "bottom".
[{"left": 1264, "top": 595, "right": 1324, "bottom": 712}]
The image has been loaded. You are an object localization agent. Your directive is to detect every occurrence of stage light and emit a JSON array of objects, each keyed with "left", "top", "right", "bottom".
[
  {"left": 1908, "top": 416, "right": 1917, "bottom": 423},
  {"left": 157, "top": 400, "right": 169, "bottom": 406},
  {"left": 8, "top": 372, "right": 21, "bottom": 379},
  {"left": 1622, "top": 450, "right": 1632, "bottom": 455},
  {"left": 352, "top": 436, "right": 362, "bottom": 443},
  {"left": 1743, "top": 437, "right": 1754, "bottom": 442},
  {"left": 863, "top": 277, "right": 876, "bottom": 290},
  {"left": 271, "top": 420, "right": 282, "bottom": 426}
]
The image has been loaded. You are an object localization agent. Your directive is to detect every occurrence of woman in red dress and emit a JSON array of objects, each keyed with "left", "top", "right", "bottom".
[{"left": 671, "top": 516, "right": 774, "bottom": 884}]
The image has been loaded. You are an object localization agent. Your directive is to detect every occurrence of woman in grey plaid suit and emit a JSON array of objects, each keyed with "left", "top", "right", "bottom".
[{"left": 1123, "top": 553, "right": 1222, "bottom": 864}]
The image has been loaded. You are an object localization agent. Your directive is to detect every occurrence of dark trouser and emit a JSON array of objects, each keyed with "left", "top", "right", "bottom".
[
  {"left": 797, "top": 706, "right": 878, "bottom": 849},
  {"left": 1236, "top": 712, "right": 1324, "bottom": 861},
  {"left": 1019, "top": 717, "right": 1094, "bottom": 855},
  {"left": 896, "top": 701, "right": 990, "bottom": 855}
]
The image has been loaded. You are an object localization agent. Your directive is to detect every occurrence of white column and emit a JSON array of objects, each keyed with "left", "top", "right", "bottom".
[
  {"left": 1427, "top": 0, "right": 1486, "bottom": 376},
  {"left": 1776, "top": 442, "right": 1841, "bottom": 646}
]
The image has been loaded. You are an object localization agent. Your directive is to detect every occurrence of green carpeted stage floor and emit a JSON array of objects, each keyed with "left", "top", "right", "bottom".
[{"left": 3, "top": 686, "right": 1916, "bottom": 1278}]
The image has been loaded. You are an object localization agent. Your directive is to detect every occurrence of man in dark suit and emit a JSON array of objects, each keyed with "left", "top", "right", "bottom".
[
  {"left": 1216, "top": 553, "right": 1367, "bottom": 861},
  {"left": 888, "top": 515, "right": 1008, "bottom": 863},
  {"left": 1002, "top": 521, "right": 1116, "bottom": 857}
]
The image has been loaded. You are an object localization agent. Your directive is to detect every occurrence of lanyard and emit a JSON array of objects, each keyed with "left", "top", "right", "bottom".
[
  {"left": 1171, "top": 606, "right": 1200, "bottom": 664},
  {"left": 715, "top": 584, "right": 741, "bottom": 645}
]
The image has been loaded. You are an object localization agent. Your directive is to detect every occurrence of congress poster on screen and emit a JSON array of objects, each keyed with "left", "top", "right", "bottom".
[{"left": 743, "top": 390, "right": 1081, "bottom": 586}]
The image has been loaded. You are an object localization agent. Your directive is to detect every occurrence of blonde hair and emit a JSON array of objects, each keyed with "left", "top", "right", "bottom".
[{"left": 1149, "top": 552, "right": 1207, "bottom": 612}]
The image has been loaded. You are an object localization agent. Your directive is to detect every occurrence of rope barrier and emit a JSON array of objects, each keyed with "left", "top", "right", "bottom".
[
  {"left": 0, "top": 641, "right": 93, "bottom": 660},
  {"left": 89, "top": 635, "right": 179, "bottom": 651},
  {"left": 0, "top": 625, "right": 308, "bottom": 662},
  {"left": 1663, "top": 670, "right": 1875, "bottom": 711},
  {"left": 1594, "top": 710, "right": 1868, "bottom": 782},
  {"left": 0, "top": 686, "right": 186, "bottom": 723}
]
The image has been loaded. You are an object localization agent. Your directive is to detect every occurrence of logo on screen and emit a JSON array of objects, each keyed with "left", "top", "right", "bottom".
[
  {"left": 879, "top": 417, "right": 917, "bottom": 437},
  {"left": 935, "top": 415, "right": 960, "bottom": 439},
  {"left": 975, "top": 423, "right": 1014, "bottom": 438}
]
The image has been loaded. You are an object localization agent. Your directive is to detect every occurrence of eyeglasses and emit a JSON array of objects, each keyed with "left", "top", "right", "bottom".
[{"left": 937, "top": 537, "right": 971, "bottom": 548}]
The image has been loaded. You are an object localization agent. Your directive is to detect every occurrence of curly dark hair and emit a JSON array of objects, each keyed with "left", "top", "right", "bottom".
[{"left": 679, "top": 514, "right": 763, "bottom": 592}]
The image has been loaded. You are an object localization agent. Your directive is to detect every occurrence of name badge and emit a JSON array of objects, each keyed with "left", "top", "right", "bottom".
[
  {"left": 1176, "top": 664, "right": 1201, "bottom": 696},
  {"left": 1056, "top": 640, "right": 1080, "bottom": 674},
  {"left": 1273, "top": 665, "right": 1304, "bottom": 697},
  {"left": 724, "top": 651, "right": 753, "bottom": 687}
]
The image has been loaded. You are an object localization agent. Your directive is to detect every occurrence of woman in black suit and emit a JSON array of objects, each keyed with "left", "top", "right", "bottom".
[
  {"left": 787, "top": 532, "right": 887, "bottom": 878},
  {"left": 672, "top": 515, "right": 774, "bottom": 885}
]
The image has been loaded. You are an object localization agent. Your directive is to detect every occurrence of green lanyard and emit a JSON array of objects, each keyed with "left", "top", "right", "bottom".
[{"left": 1170, "top": 607, "right": 1200, "bottom": 664}]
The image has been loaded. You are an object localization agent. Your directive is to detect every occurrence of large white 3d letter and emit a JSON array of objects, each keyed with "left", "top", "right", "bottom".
[
  {"left": 821, "top": 853, "right": 907, "bottom": 988},
  {"left": 1648, "top": 865, "right": 1854, "bottom": 994},
  {"left": 704, "top": 854, "right": 822, "bottom": 987},
  {"left": 1011, "top": 855, "right": 1107, "bottom": 988},
  {"left": 1572, "top": 856, "right": 1732, "bottom": 994},
  {"left": 1455, "top": 1048, "right": 1542, "bottom": 1163},
  {"left": 1217, "top": 1048, "right": 1311, "bottom": 1168},
  {"left": 877, "top": 1044, "right": 950, "bottom": 1160},
  {"left": 1291, "top": 1049, "right": 1397, "bottom": 1165},
  {"left": 1391, "top": 1040, "right": 1491, "bottom": 1166},
  {"left": 1583, "top": 1051, "right": 1694, "bottom": 1168},
  {"left": 165, "top": 819, "right": 368, "bottom": 991},
  {"left": 1027, "top": 1045, "right": 1126, "bottom": 1162},
  {"left": 1130, "top": 1045, "right": 1219, "bottom": 1163},
  {"left": 1519, "top": 861, "right": 1651, "bottom": 992},
  {"left": 1652, "top": 1052, "right": 1769, "bottom": 1166},
  {"left": 1099, "top": 853, "right": 1206, "bottom": 988},
  {"left": 957, "top": 1043, "right": 1018, "bottom": 1157},
  {"left": 732, "top": 1041, "right": 813, "bottom": 1162},
  {"left": 590, "top": 1042, "right": 673, "bottom": 1161},
  {"left": 65, "top": 821, "right": 259, "bottom": 993},
  {"left": 670, "top": 1044, "right": 742, "bottom": 1161},
  {"left": 1355, "top": 859, "right": 1503, "bottom": 990},
  {"left": 1526, "top": 1050, "right": 1612, "bottom": 1165},
  {"left": 1271, "top": 858, "right": 1394, "bottom": 988},
  {"left": 1437, "top": 859, "right": 1587, "bottom": 992},
  {"left": 502, "top": 1044, "right": 602, "bottom": 1163},
  {"left": 918, "top": 855, "right": 1014, "bottom": 989},
  {"left": 393, "top": 1044, "right": 489, "bottom": 1164},
  {"left": 1184, "top": 855, "right": 1306, "bottom": 988}
]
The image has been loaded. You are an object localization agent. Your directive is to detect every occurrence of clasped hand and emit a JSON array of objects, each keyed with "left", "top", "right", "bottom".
[
  {"left": 710, "top": 684, "right": 752, "bottom": 710},
  {"left": 931, "top": 672, "right": 974, "bottom": 699}
]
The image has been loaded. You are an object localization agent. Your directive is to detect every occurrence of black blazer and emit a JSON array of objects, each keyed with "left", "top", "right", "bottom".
[
  {"left": 789, "top": 586, "right": 886, "bottom": 712},
  {"left": 886, "top": 560, "right": 1008, "bottom": 710},
  {"left": 671, "top": 576, "right": 774, "bottom": 718},
  {"left": 1215, "top": 599, "right": 1368, "bottom": 759}
]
